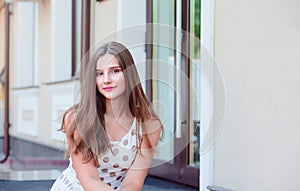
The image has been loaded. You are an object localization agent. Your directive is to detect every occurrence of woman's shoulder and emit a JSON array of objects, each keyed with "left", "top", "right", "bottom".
[
  {"left": 143, "top": 117, "right": 163, "bottom": 136},
  {"left": 143, "top": 115, "right": 162, "bottom": 129},
  {"left": 62, "top": 104, "right": 79, "bottom": 133},
  {"left": 139, "top": 117, "right": 163, "bottom": 149}
]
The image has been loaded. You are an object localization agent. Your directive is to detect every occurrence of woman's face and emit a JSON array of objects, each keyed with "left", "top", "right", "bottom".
[{"left": 96, "top": 54, "right": 126, "bottom": 100}]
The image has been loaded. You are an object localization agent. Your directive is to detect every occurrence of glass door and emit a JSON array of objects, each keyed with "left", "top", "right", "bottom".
[
  {"left": 148, "top": 0, "right": 177, "bottom": 179},
  {"left": 147, "top": 0, "right": 201, "bottom": 188}
]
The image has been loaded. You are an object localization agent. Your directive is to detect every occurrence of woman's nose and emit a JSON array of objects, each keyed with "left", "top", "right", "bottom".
[{"left": 103, "top": 72, "right": 112, "bottom": 83}]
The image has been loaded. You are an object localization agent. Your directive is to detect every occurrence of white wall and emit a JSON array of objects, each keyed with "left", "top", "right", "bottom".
[{"left": 213, "top": 0, "right": 300, "bottom": 190}]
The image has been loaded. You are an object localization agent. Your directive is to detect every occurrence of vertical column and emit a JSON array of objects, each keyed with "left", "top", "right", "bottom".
[{"left": 80, "top": 0, "right": 91, "bottom": 80}]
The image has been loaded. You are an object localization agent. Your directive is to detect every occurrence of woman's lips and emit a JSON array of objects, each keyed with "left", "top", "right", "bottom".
[{"left": 103, "top": 87, "right": 115, "bottom": 91}]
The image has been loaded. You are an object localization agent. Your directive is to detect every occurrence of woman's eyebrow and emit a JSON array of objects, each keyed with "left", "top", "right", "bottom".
[
  {"left": 96, "top": 66, "right": 121, "bottom": 71},
  {"left": 109, "top": 66, "right": 121, "bottom": 69}
]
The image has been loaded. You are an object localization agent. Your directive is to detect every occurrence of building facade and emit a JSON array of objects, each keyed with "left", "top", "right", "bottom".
[
  {"left": 2, "top": 0, "right": 299, "bottom": 191},
  {"left": 1, "top": 0, "right": 204, "bottom": 189}
]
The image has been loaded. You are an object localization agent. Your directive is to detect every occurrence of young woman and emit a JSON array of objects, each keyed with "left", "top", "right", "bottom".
[{"left": 50, "top": 41, "right": 163, "bottom": 191}]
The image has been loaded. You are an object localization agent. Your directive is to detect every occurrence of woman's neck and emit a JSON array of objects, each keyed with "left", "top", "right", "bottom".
[{"left": 105, "top": 97, "right": 132, "bottom": 119}]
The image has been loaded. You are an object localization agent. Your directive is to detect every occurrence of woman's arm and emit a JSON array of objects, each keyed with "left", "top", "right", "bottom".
[
  {"left": 120, "top": 119, "right": 162, "bottom": 191},
  {"left": 71, "top": 151, "right": 114, "bottom": 191},
  {"left": 64, "top": 112, "right": 114, "bottom": 191}
]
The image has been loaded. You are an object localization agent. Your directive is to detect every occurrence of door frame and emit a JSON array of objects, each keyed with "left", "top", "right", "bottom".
[{"left": 199, "top": 0, "right": 215, "bottom": 190}]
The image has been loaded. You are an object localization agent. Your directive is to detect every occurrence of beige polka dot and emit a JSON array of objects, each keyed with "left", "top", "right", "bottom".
[
  {"left": 131, "top": 131, "right": 136, "bottom": 136},
  {"left": 103, "top": 156, "right": 109, "bottom": 163},
  {"left": 112, "top": 148, "right": 119, "bottom": 155},
  {"left": 113, "top": 163, "right": 120, "bottom": 168},
  {"left": 116, "top": 176, "right": 122, "bottom": 181},
  {"left": 131, "top": 145, "right": 136, "bottom": 151},
  {"left": 110, "top": 172, "right": 116, "bottom": 177},
  {"left": 101, "top": 168, "right": 108, "bottom": 173},
  {"left": 123, "top": 139, "right": 128, "bottom": 145},
  {"left": 122, "top": 155, "right": 129, "bottom": 161}
]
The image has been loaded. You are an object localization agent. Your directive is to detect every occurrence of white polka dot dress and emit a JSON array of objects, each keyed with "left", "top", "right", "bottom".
[{"left": 50, "top": 118, "right": 138, "bottom": 191}]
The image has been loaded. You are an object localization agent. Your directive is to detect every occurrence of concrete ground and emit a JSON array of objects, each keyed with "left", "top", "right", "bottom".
[
  {"left": 0, "top": 161, "right": 198, "bottom": 191},
  {"left": 0, "top": 178, "right": 198, "bottom": 191}
]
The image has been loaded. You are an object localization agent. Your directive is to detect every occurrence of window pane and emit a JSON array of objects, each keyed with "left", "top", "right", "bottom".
[
  {"left": 152, "top": 0, "right": 175, "bottom": 163},
  {"left": 16, "top": 2, "right": 38, "bottom": 87},
  {"left": 51, "top": 0, "right": 72, "bottom": 81},
  {"left": 75, "top": 0, "right": 82, "bottom": 74}
]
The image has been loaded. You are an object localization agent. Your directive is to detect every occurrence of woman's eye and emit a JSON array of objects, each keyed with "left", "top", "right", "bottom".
[
  {"left": 96, "top": 72, "right": 103, "bottom": 76},
  {"left": 112, "top": 69, "right": 121, "bottom": 74}
]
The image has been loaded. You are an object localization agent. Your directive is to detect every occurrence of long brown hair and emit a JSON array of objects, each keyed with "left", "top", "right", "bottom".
[{"left": 62, "top": 42, "right": 163, "bottom": 165}]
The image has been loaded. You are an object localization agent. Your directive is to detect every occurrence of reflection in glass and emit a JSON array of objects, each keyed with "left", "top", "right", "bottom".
[
  {"left": 152, "top": 0, "right": 175, "bottom": 163},
  {"left": 189, "top": 0, "right": 201, "bottom": 167}
]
